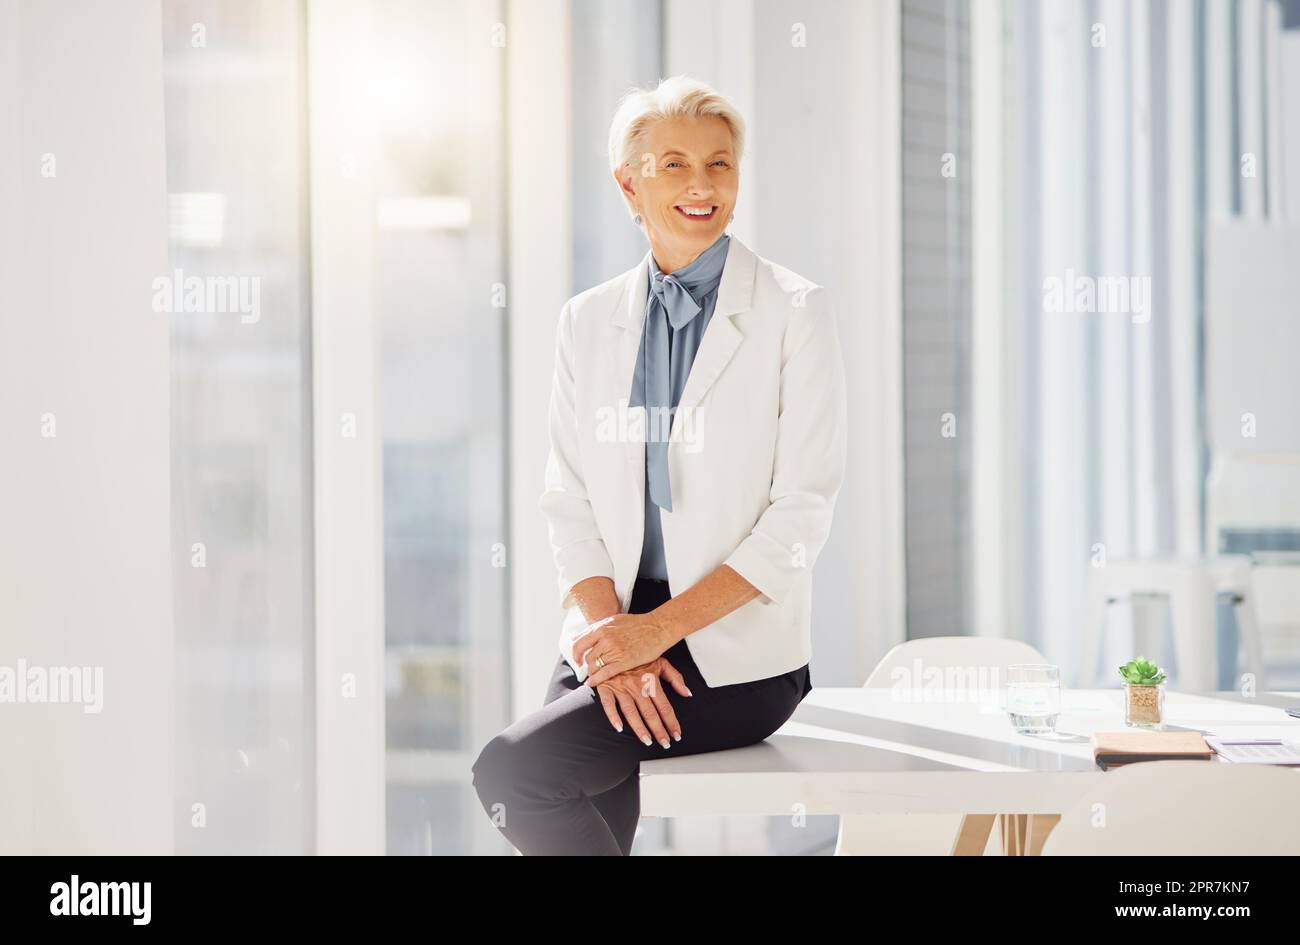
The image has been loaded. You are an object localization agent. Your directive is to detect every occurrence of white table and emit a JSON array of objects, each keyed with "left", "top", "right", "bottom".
[{"left": 639, "top": 687, "right": 1300, "bottom": 853}]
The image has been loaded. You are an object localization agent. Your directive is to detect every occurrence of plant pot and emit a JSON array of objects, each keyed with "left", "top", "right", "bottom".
[{"left": 1125, "top": 683, "right": 1164, "bottom": 729}]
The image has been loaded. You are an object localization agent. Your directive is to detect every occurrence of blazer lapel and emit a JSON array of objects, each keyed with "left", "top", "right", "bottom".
[
  {"left": 611, "top": 250, "right": 650, "bottom": 334},
  {"left": 611, "top": 251, "right": 651, "bottom": 513},
  {"left": 672, "top": 234, "right": 757, "bottom": 429}
]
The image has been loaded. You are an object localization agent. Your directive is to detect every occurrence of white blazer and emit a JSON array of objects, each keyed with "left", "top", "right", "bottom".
[{"left": 540, "top": 234, "right": 847, "bottom": 687}]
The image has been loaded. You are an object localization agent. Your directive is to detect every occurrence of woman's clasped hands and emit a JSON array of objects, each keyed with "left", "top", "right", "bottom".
[{"left": 572, "top": 613, "right": 693, "bottom": 748}]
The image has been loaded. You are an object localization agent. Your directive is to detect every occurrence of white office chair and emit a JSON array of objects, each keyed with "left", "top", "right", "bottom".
[
  {"left": 1043, "top": 760, "right": 1300, "bottom": 855},
  {"left": 835, "top": 636, "right": 1049, "bottom": 856}
]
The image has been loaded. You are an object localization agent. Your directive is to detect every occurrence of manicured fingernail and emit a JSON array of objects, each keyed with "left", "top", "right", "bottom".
[
  {"left": 660, "top": 739, "right": 670, "bottom": 749},
  {"left": 614, "top": 723, "right": 623, "bottom": 732},
  {"left": 641, "top": 735, "right": 652, "bottom": 746},
  {"left": 672, "top": 731, "right": 681, "bottom": 741},
  {"left": 685, "top": 687, "right": 694, "bottom": 696}
]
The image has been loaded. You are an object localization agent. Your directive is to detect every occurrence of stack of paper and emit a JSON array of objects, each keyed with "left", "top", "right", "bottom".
[{"left": 1204, "top": 737, "right": 1300, "bottom": 765}]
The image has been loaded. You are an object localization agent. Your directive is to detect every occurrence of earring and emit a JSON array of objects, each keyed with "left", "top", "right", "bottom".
[
  {"left": 730, "top": 211, "right": 735, "bottom": 223},
  {"left": 633, "top": 213, "right": 642, "bottom": 226}
]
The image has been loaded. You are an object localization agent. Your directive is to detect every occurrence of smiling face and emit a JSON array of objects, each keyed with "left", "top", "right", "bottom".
[{"left": 613, "top": 114, "right": 739, "bottom": 273}]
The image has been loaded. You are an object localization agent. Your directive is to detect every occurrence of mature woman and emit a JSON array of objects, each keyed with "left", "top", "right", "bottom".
[{"left": 471, "top": 76, "right": 847, "bottom": 855}]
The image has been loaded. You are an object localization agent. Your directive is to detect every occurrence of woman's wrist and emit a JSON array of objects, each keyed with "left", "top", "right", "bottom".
[
  {"left": 568, "top": 575, "right": 621, "bottom": 623},
  {"left": 648, "top": 603, "right": 691, "bottom": 646},
  {"left": 651, "top": 565, "right": 759, "bottom": 644}
]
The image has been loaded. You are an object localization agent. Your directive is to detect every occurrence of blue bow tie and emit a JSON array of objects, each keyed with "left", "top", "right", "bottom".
[{"left": 650, "top": 271, "right": 704, "bottom": 330}]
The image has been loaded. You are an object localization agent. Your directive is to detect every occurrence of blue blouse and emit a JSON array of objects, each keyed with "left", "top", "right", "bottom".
[{"left": 629, "top": 232, "right": 731, "bottom": 582}]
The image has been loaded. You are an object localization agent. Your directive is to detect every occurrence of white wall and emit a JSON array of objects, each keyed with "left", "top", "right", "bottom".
[{"left": 0, "top": 0, "right": 173, "bottom": 853}]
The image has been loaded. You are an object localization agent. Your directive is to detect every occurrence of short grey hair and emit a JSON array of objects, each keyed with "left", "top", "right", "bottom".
[{"left": 607, "top": 75, "right": 746, "bottom": 175}]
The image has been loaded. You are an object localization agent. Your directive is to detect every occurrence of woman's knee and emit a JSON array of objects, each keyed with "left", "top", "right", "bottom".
[
  {"left": 471, "top": 730, "right": 555, "bottom": 807},
  {"left": 471, "top": 732, "right": 517, "bottom": 802},
  {"left": 473, "top": 725, "right": 590, "bottom": 814}
]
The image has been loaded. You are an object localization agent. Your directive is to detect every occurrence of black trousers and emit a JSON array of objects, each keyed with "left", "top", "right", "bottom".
[{"left": 471, "top": 577, "right": 812, "bottom": 855}]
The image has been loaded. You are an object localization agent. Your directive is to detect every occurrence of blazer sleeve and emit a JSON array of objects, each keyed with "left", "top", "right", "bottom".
[
  {"left": 539, "top": 298, "right": 618, "bottom": 609},
  {"left": 722, "top": 286, "right": 847, "bottom": 606}
]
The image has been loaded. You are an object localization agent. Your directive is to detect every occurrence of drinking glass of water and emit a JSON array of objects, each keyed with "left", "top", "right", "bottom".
[{"left": 1005, "top": 664, "right": 1061, "bottom": 735}]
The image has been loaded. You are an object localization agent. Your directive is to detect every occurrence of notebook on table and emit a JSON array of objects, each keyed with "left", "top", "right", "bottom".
[{"left": 1090, "top": 731, "right": 1214, "bottom": 770}]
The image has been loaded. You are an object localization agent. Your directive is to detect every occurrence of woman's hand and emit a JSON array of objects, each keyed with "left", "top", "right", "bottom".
[
  {"left": 594, "top": 656, "right": 693, "bottom": 748},
  {"left": 573, "top": 612, "right": 678, "bottom": 688}
]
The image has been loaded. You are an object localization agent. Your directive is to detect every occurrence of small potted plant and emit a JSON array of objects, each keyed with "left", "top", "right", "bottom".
[{"left": 1119, "top": 657, "right": 1166, "bottom": 729}]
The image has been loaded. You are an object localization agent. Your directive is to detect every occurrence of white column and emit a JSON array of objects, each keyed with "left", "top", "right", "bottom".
[
  {"left": 308, "top": 0, "right": 386, "bottom": 855},
  {"left": 508, "top": 0, "right": 575, "bottom": 715},
  {"left": 841, "top": 0, "right": 906, "bottom": 664},
  {"left": 0, "top": 0, "right": 173, "bottom": 854}
]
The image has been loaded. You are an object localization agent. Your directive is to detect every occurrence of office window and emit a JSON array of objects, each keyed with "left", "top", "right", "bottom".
[
  {"left": 372, "top": 0, "right": 510, "bottom": 855},
  {"left": 161, "top": 0, "right": 314, "bottom": 854},
  {"left": 1002, "top": 0, "right": 1291, "bottom": 674}
]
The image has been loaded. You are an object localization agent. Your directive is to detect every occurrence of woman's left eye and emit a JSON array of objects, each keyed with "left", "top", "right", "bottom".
[{"left": 711, "top": 161, "right": 730, "bottom": 168}]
